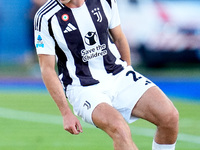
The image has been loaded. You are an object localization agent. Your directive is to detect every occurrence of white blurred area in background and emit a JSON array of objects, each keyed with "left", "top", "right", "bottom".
[{"left": 117, "top": 0, "right": 200, "bottom": 66}]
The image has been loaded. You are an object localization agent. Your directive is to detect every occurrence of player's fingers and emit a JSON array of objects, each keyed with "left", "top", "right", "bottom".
[
  {"left": 63, "top": 125, "right": 76, "bottom": 134},
  {"left": 68, "top": 129, "right": 74, "bottom": 134},
  {"left": 71, "top": 125, "right": 80, "bottom": 135},
  {"left": 64, "top": 126, "right": 73, "bottom": 134},
  {"left": 70, "top": 121, "right": 82, "bottom": 135},
  {"left": 76, "top": 121, "right": 83, "bottom": 133}
]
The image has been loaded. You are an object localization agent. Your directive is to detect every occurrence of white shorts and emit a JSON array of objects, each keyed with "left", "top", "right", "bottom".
[{"left": 66, "top": 66, "right": 155, "bottom": 125}]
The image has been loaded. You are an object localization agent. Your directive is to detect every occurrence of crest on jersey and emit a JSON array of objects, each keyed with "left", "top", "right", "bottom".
[
  {"left": 84, "top": 32, "right": 97, "bottom": 46},
  {"left": 62, "top": 14, "right": 69, "bottom": 21},
  {"left": 91, "top": 8, "right": 102, "bottom": 22}
]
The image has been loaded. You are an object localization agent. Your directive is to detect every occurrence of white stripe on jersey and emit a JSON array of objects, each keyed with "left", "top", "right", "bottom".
[
  {"left": 51, "top": 15, "right": 81, "bottom": 86},
  {"left": 72, "top": 3, "right": 109, "bottom": 83}
]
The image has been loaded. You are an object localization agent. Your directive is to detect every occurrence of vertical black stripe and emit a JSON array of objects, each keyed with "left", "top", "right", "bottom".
[
  {"left": 106, "top": 0, "right": 112, "bottom": 8},
  {"left": 55, "top": 7, "right": 99, "bottom": 86},
  {"left": 86, "top": 0, "right": 124, "bottom": 75},
  {"left": 48, "top": 17, "right": 73, "bottom": 89}
]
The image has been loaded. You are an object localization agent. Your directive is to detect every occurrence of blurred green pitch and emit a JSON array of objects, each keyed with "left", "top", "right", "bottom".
[{"left": 0, "top": 92, "right": 200, "bottom": 150}]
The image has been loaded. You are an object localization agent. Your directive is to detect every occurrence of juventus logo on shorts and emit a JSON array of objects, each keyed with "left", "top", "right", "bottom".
[{"left": 83, "top": 101, "right": 91, "bottom": 110}]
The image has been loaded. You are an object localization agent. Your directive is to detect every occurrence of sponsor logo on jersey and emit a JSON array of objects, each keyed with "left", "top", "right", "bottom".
[
  {"left": 91, "top": 7, "right": 102, "bottom": 22},
  {"left": 84, "top": 32, "right": 97, "bottom": 46},
  {"left": 36, "top": 35, "right": 44, "bottom": 48},
  {"left": 64, "top": 23, "right": 77, "bottom": 33},
  {"left": 62, "top": 14, "right": 69, "bottom": 21},
  {"left": 81, "top": 44, "right": 108, "bottom": 62},
  {"left": 81, "top": 31, "right": 108, "bottom": 62}
]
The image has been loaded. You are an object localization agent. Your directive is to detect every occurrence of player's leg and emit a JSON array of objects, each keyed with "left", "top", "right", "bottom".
[
  {"left": 131, "top": 86, "right": 179, "bottom": 149},
  {"left": 92, "top": 102, "right": 138, "bottom": 150},
  {"left": 67, "top": 85, "right": 138, "bottom": 150}
]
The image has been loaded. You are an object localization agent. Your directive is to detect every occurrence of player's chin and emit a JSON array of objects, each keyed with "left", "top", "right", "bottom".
[{"left": 60, "top": 0, "right": 71, "bottom": 4}]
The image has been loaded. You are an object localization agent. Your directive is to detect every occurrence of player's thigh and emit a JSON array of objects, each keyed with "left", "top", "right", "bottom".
[{"left": 131, "top": 86, "right": 178, "bottom": 126}]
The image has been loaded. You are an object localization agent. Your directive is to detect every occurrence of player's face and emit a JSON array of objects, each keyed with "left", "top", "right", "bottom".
[{"left": 60, "top": 0, "right": 71, "bottom": 4}]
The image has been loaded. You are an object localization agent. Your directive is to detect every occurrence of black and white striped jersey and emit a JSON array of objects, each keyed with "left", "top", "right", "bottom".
[{"left": 34, "top": 0, "right": 127, "bottom": 89}]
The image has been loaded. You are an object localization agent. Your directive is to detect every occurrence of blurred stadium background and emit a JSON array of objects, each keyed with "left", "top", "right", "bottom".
[{"left": 0, "top": 0, "right": 200, "bottom": 149}]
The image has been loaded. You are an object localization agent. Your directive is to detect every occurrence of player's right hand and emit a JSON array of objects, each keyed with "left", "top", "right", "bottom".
[{"left": 63, "top": 113, "right": 83, "bottom": 135}]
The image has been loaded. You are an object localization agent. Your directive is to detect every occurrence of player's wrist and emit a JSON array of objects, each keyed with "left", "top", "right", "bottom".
[{"left": 60, "top": 106, "right": 73, "bottom": 117}]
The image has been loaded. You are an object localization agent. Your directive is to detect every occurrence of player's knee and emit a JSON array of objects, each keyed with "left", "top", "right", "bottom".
[
  {"left": 109, "top": 119, "right": 132, "bottom": 142},
  {"left": 97, "top": 114, "right": 130, "bottom": 141},
  {"left": 160, "top": 107, "right": 179, "bottom": 130},
  {"left": 170, "top": 108, "right": 179, "bottom": 128}
]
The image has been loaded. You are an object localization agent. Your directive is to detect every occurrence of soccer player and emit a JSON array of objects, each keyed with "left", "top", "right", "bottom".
[{"left": 34, "top": 0, "right": 179, "bottom": 149}]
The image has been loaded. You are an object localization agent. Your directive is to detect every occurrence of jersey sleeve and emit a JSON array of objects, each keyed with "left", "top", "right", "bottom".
[
  {"left": 109, "top": 0, "right": 121, "bottom": 29},
  {"left": 34, "top": 16, "right": 56, "bottom": 55}
]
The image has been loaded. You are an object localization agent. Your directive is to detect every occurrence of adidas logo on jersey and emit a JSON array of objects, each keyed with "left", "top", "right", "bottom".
[{"left": 64, "top": 23, "right": 77, "bottom": 33}]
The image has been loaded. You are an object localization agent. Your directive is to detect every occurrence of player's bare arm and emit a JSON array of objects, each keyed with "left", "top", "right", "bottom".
[
  {"left": 38, "top": 54, "right": 82, "bottom": 135},
  {"left": 109, "top": 25, "right": 131, "bottom": 66}
]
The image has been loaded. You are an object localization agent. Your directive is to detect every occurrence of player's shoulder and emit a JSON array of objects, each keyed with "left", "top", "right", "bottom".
[{"left": 34, "top": 0, "right": 64, "bottom": 31}]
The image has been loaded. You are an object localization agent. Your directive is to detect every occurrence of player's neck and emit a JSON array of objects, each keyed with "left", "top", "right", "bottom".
[{"left": 64, "top": 0, "right": 85, "bottom": 8}]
